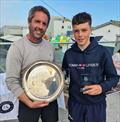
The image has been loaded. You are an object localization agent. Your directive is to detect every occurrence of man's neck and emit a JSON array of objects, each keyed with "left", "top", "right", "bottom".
[{"left": 27, "top": 34, "right": 42, "bottom": 44}]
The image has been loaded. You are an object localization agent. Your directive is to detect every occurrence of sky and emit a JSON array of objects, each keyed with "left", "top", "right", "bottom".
[{"left": 0, "top": 0, "right": 120, "bottom": 28}]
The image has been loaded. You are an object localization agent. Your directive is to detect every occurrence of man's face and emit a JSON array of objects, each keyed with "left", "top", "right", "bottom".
[
  {"left": 72, "top": 22, "right": 92, "bottom": 47},
  {"left": 28, "top": 11, "right": 48, "bottom": 40}
]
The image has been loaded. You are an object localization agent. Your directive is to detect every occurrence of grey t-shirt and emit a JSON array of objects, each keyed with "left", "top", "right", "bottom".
[{"left": 5, "top": 36, "right": 56, "bottom": 97}]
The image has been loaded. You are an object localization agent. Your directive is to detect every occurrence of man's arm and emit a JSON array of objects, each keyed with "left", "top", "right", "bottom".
[
  {"left": 6, "top": 44, "right": 24, "bottom": 97},
  {"left": 6, "top": 44, "right": 49, "bottom": 108}
]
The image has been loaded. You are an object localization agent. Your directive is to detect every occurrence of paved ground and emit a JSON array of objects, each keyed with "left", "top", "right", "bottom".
[{"left": 0, "top": 92, "right": 120, "bottom": 122}]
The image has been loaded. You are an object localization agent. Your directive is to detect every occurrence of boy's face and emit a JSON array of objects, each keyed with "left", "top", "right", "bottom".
[{"left": 72, "top": 22, "right": 92, "bottom": 48}]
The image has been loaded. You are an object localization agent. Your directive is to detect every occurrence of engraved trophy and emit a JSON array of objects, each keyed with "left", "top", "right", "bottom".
[
  {"left": 80, "top": 73, "right": 91, "bottom": 92},
  {"left": 22, "top": 61, "right": 64, "bottom": 102}
]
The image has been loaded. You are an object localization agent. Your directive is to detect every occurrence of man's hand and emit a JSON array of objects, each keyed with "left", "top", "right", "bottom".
[
  {"left": 28, "top": 101, "right": 49, "bottom": 108},
  {"left": 83, "top": 85, "right": 102, "bottom": 95},
  {"left": 18, "top": 92, "right": 49, "bottom": 108}
]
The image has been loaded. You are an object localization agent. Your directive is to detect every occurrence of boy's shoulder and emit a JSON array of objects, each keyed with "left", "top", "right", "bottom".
[
  {"left": 97, "top": 44, "right": 109, "bottom": 52},
  {"left": 65, "top": 47, "right": 73, "bottom": 54}
]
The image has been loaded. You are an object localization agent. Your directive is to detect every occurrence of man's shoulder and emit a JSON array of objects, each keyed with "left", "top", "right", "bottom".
[
  {"left": 13, "top": 36, "right": 26, "bottom": 45},
  {"left": 42, "top": 39, "right": 54, "bottom": 48},
  {"left": 9, "top": 37, "right": 27, "bottom": 52},
  {"left": 42, "top": 39, "right": 51, "bottom": 44}
]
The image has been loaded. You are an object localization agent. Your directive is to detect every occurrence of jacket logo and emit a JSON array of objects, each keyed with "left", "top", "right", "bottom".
[{"left": 69, "top": 63, "right": 99, "bottom": 69}]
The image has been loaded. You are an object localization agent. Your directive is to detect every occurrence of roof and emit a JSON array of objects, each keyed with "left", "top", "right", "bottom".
[
  {"left": 51, "top": 16, "right": 71, "bottom": 22},
  {"left": 93, "top": 20, "right": 120, "bottom": 30},
  {"left": 0, "top": 35, "right": 22, "bottom": 42},
  {"left": 1, "top": 25, "right": 28, "bottom": 30}
]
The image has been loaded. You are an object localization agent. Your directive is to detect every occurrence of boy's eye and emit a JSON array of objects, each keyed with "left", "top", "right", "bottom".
[
  {"left": 73, "top": 29, "right": 88, "bottom": 33},
  {"left": 73, "top": 29, "right": 79, "bottom": 33},
  {"left": 82, "top": 29, "right": 87, "bottom": 32}
]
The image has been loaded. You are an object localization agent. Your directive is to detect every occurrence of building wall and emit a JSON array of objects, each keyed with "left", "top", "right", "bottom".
[
  {"left": 46, "top": 17, "right": 54, "bottom": 37},
  {"left": 1, "top": 16, "right": 72, "bottom": 38},
  {"left": 92, "top": 25, "right": 120, "bottom": 42},
  {"left": 53, "top": 20, "right": 72, "bottom": 37},
  {"left": 46, "top": 17, "right": 72, "bottom": 37},
  {"left": 3, "top": 27, "right": 23, "bottom": 36},
  {"left": 22, "top": 28, "right": 28, "bottom": 36},
  {"left": 2, "top": 26, "right": 28, "bottom": 36}
]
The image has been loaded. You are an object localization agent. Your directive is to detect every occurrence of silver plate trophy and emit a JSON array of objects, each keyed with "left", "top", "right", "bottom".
[{"left": 22, "top": 61, "right": 64, "bottom": 102}]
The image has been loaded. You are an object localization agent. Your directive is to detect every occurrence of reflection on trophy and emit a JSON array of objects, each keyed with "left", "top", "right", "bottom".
[{"left": 22, "top": 61, "right": 64, "bottom": 102}]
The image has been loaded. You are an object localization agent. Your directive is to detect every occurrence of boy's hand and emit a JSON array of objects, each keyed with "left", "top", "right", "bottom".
[{"left": 83, "top": 85, "right": 102, "bottom": 95}]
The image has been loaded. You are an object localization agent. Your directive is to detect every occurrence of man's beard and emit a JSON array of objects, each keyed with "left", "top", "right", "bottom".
[
  {"left": 30, "top": 27, "right": 46, "bottom": 39},
  {"left": 34, "top": 28, "right": 45, "bottom": 39}
]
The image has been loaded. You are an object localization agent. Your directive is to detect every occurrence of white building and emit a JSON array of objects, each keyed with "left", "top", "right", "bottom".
[
  {"left": 92, "top": 20, "right": 120, "bottom": 54},
  {"left": 0, "top": 25, "right": 28, "bottom": 36},
  {"left": 0, "top": 19, "right": 119, "bottom": 53},
  {"left": 47, "top": 16, "right": 72, "bottom": 37},
  {"left": 92, "top": 20, "right": 120, "bottom": 42},
  {"left": 0, "top": 16, "right": 72, "bottom": 38}
]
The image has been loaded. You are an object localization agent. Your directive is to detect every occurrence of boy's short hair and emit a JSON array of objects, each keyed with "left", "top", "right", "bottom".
[{"left": 72, "top": 12, "right": 92, "bottom": 26}]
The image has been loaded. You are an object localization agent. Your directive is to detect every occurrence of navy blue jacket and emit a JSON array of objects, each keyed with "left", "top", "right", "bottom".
[{"left": 62, "top": 37, "right": 119, "bottom": 105}]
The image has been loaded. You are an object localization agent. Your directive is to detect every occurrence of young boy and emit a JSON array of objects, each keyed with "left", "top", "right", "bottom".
[{"left": 62, "top": 12, "right": 119, "bottom": 122}]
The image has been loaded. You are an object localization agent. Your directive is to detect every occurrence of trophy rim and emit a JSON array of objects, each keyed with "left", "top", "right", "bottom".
[{"left": 22, "top": 60, "right": 64, "bottom": 102}]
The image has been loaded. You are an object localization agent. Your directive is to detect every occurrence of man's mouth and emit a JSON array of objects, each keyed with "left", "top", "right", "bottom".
[
  {"left": 35, "top": 28, "right": 44, "bottom": 34},
  {"left": 35, "top": 30, "right": 42, "bottom": 34}
]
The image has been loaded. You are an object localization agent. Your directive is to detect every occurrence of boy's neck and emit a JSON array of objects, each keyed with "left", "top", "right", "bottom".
[{"left": 78, "top": 40, "right": 90, "bottom": 51}]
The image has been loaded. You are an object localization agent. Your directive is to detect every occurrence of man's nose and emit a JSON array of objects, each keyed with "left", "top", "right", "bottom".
[{"left": 38, "top": 23, "right": 44, "bottom": 29}]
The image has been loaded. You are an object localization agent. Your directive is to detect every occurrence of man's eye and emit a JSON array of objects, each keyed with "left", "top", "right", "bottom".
[
  {"left": 43, "top": 22, "right": 47, "bottom": 26},
  {"left": 35, "top": 20, "right": 40, "bottom": 23}
]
